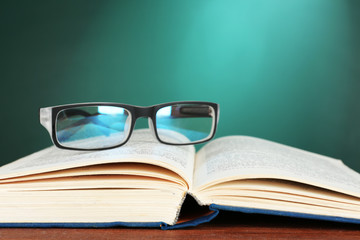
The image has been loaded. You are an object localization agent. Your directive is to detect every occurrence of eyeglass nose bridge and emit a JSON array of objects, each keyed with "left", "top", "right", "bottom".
[
  {"left": 131, "top": 106, "right": 157, "bottom": 138},
  {"left": 132, "top": 106, "right": 155, "bottom": 120}
]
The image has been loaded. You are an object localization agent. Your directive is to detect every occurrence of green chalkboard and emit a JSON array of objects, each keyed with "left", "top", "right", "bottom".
[{"left": 1, "top": 0, "right": 359, "bottom": 172}]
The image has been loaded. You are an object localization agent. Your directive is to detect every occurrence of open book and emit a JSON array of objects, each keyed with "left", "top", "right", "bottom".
[{"left": 1, "top": 129, "right": 360, "bottom": 229}]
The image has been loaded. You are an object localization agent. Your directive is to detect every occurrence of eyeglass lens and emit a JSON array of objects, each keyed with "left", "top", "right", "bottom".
[
  {"left": 56, "top": 106, "right": 131, "bottom": 149},
  {"left": 155, "top": 104, "right": 215, "bottom": 144}
]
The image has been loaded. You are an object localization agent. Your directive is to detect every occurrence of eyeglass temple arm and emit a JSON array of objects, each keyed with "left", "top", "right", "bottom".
[
  {"left": 39, "top": 107, "right": 52, "bottom": 136},
  {"left": 171, "top": 106, "right": 214, "bottom": 118},
  {"left": 62, "top": 109, "right": 92, "bottom": 117},
  {"left": 62, "top": 109, "right": 116, "bottom": 130}
]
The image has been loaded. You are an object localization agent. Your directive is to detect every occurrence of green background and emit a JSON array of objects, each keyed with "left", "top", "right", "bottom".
[{"left": 1, "top": 0, "right": 360, "bottom": 172}]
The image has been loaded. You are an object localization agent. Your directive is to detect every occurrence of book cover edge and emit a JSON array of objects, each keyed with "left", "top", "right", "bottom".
[{"left": 209, "top": 204, "right": 360, "bottom": 224}]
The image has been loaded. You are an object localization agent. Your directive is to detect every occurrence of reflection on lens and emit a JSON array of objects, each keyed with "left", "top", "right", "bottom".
[
  {"left": 56, "top": 106, "right": 131, "bottom": 149},
  {"left": 155, "top": 104, "right": 215, "bottom": 144}
]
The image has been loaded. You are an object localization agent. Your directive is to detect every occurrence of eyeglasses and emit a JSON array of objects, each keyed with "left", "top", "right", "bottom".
[{"left": 39, "top": 101, "right": 219, "bottom": 150}]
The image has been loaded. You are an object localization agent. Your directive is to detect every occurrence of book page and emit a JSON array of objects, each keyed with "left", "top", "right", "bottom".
[
  {"left": 193, "top": 136, "right": 360, "bottom": 197},
  {"left": 0, "top": 129, "right": 195, "bottom": 185}
]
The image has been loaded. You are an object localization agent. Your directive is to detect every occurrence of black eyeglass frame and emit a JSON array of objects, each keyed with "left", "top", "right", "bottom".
[{"left": 39, "top": 101, "right": 219, "bottom": 151}]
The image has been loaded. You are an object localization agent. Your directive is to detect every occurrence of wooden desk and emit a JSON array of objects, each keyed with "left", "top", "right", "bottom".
[{"left": 1, "top": 211, "right": 359, "bottom": 240}]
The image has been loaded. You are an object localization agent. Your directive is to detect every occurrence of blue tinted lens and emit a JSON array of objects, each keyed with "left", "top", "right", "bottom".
[
  {"left": 155, "top": 104, "right": 215, "bottom": 144},
  {"left": 56, "top": 106, "right": 131, "bottom": 149}
]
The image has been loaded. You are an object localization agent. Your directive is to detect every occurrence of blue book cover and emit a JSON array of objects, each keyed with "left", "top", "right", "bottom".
[{"left": 1, "top": 203, "right": 360, "bottom": 229}]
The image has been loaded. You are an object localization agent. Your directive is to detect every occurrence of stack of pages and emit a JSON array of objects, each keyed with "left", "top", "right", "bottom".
[{"left": 1, "top": 129, "right": 360, "bottom": 229}]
